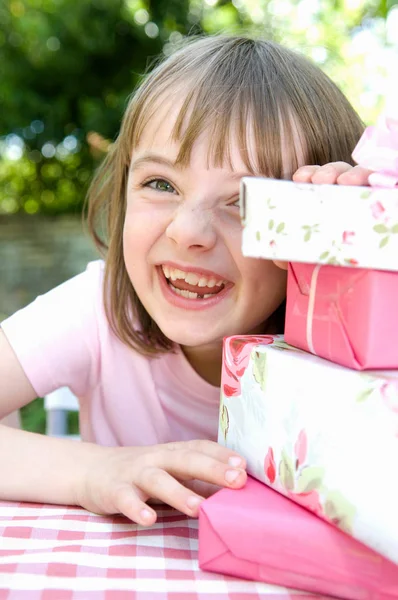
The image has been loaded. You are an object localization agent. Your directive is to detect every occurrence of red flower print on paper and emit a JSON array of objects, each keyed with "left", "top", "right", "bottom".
[
  {"left": 342, "top": 231, "right": 355, "bottom": 245},
  {"left": 294, "top": 429, "right": 307, "bottom": 468},
  {"left": 263, "top": 431, "right": 356, "bottom": 533},
  {"left": 264, "top": 430, "right": 324, "bottom": 519},
  {"left": 380, "top": 381, "right": 398, "bottom": 413},
  {"left": 223, "top": 336, "right": 274, "bottom": 397},
  {"left": 371, "top": 201, "right": 386, "bottom": 220},
  {"left": 264, "top": 447, "right": 276, "bottom": 484}
]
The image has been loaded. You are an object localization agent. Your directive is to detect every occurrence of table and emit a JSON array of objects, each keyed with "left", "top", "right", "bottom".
[{"left": 0, "top": 500, "right": 316, "bottom": 599}]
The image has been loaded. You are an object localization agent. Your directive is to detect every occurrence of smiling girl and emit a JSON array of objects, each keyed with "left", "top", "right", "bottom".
[{"left": 0, "top": 35, "right": 367, "bottom": 525}]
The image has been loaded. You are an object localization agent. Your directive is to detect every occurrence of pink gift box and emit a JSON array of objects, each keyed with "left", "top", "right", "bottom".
[
  {"left": 199, "top": 477, "right": 398, "bottom": 599},
  {"left": 284, "top": 262, "right": 398, "bottom": 370}
]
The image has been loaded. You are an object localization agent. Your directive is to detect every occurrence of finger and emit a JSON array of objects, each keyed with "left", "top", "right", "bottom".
[
  {"left": 310, "top": 162, "right": 354, "bottom": 184},
  {"left": 186, "top": 479, "right": 221, "bottom": 498},
  {"left": 336, "top": 165, "right": 373, "bottom": 186},
  {"left": 113, "top": 484, "right": 158, "bottom": 526},
  {"left": 292, "top": 165, "right": 321, "bottom": 182},
  {"left": 153, "top": 448, "right": 247, "bottom": 490},
  {"left": 138, "top": 467, "right": 208, "bottom": 517},
  {"left": 164, "top": 439, "right": 247, "bottom": 469}
]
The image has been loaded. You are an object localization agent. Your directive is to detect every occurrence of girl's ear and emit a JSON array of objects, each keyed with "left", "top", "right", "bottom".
[{"left": 272, "top": 260, "right": 289, "bottom": 271}]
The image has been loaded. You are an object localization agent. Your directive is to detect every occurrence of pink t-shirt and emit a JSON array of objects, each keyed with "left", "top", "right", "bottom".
[{"left": 1, "top": 260, "right": 221, "bottom": 446}]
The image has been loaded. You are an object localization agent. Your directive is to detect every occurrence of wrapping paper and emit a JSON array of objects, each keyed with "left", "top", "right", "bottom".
[
  {"left": 199, "top": 476, "right": 398, "bottom": 599},
  {"left": 218, "top": 335, "right": 398, "bottom": 564},
  {"left": 240, "top": 176, "right": 398, "bottom": 270},
  {"left": 285, "top": 262, "right": 398, "bottom": 369}
]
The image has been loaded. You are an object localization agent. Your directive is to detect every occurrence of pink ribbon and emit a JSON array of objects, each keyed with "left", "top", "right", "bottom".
[{"left": 352, "top": 114, "right": 398, "bottom": 188}]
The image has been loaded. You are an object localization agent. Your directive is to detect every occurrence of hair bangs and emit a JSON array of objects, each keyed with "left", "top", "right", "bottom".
[{"left": 165, "top": 60, "right": 301, "bottom": 179}]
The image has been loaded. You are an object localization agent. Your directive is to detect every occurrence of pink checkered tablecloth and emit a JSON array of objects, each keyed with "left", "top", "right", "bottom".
[{"left": 0, "top": 500, "right": 321, "bottom": 600}]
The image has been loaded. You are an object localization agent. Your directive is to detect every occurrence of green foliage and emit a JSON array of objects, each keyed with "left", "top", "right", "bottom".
[
  {"left": 0, "top": 149, "right": 93, "bottom": 215},
  {"left": 0, "top": 0, "right": 396, "bottom": 216},
  {"left": 20, "top": 397, "right": 80, "bottom": 435},
  {"left": 20, "top": 397, "right": 46, "bottom": 433}
]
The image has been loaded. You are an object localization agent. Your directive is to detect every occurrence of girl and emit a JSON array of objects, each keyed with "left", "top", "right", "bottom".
[{"left": 0, "top": 35, "right": 369, "bottom": 526}]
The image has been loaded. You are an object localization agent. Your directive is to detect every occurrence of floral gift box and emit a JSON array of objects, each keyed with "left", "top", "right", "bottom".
[
  {"left": 219, "top": 334, "right": 398, "bottom": 565},
  {"left": 240, "top": 177, "right": 398, "bottom": 271}
]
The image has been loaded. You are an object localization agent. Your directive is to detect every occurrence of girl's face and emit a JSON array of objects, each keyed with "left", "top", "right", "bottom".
[{"left": 123, "top": 104, "right": 287, "bottom": 350}]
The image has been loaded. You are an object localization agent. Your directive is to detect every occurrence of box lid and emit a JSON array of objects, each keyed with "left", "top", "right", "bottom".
[{"left": 241, "top": 177, "right": 398, "bottom": 271}]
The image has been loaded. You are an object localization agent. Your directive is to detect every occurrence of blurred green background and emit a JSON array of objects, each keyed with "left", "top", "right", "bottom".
[{"left": 1, "top": 0, "right": 398, "bottom": 433}]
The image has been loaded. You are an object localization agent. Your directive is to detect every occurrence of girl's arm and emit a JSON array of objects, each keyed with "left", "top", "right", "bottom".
[
  {"left": 0, "top": 329, "right": 246, "bottom": 525},
  {"left": 0, "top": 328, "right": 105, "bottom": 505},
  {"left": 293, "top": 162, "right": 373, "bottom": 185}
]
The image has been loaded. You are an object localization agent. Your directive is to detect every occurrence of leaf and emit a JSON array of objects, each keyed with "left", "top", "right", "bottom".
[
  {"left": 355, "top": 387, "right": 374, "bottom": 403},
  {"left": 256, "top": 231, "right": 261, "bottom": 241},
  {"left": 304, "top": 231, "right": 311, "bottom": 242},
  {"left": 392, "top": 224, "right": 398, "bottom": 233},
  {"left": 279, "top": 449, "right": 295, "bottom": 491},
  {"left": 319, "top": 250, "right": 330, "bottom": 260},
  {"left": 302, "top": 225, "right": 310, "bottom": 230},
  {"left": 323, "top": 490, "right": 356, "bottom": 535},
  {"left": 219, "top": 404, "right": 229, "bottom": 442},
  {"left": 268, "top": 219, "right": 274, "bottom": 230},
  {"left": 360, "top": 190, "right": 371, "bottom": 199},
  {"left": 276, "top": 222, "right": 285, "bottom": 233},
  {"left": 296, "top": 466, "right": 324, "bottom": 493},
  {"left": 373, "top": 224, "right": 389, "bottom": 233},
  {"left": 252, "top": 351, "right": 267, "bottom": 392},
  {"left": 379, "top": 236, "right": 389, "bottom": 248}
]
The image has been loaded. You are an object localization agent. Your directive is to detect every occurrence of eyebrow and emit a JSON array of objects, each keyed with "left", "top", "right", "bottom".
[
  {"left": 130, "top": 153, "right": 178, "bottom": 171},
  {"left": 130, "top": 151, "right": 254, "bottom": 180}
]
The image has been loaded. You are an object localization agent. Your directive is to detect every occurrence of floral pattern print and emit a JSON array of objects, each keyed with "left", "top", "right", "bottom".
[
  {"left": 222, "top": 335, "right": 274, "bottom": 397},
  {"left": 218, "top": 334, "right": 398, "bottom": 563},
  {"left": 241, "top": 178, "right": 398, "bottom": 271},
  {"left": 263, "top": 431, "right": 355, "bottom": 533}
]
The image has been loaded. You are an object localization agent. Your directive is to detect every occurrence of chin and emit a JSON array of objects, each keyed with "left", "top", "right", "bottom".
[{"left": 158, "top": 323, "right": 223, "bottom": 348}]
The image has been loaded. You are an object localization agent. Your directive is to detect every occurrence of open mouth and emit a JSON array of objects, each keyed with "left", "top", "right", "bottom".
[{"left": 161, "top": 265, "right": 229, "bottom": 299}]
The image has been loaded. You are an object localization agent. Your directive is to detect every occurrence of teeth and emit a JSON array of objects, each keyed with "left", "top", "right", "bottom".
[
  {"left": 162, "top": 266, "right": 226, "bottom": 288},
  {"left": 169, "top": 283, "right": 217, "bottom": 300},
  {"left": 198, "top": 277, "right": 208, "bottom": 288},
  {"left": 185, "top": 272, "right": 200, "bottom": 286}
]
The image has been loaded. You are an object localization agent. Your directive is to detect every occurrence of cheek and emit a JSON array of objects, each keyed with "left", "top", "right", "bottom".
[{"left": 244, "top": 259, "right": 288, "bottom": 298}]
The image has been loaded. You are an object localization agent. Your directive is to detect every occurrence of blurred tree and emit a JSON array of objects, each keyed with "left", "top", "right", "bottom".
[{"left": 0, "top": 0, "right": 397, "bottom": 216}]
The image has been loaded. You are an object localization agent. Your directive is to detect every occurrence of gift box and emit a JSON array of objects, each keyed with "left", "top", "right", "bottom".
[
  {"left": 199, "top": 476, "right": 398, "bottom": 599},
  {"left": 240, "top": 177, "right": 398, "bottom": 271},
  {"left": 285, "top": 261, "right": 398, "bottom": 369},
  {"left": 219, "top": 335, "right": 398, "bottom": 565}
]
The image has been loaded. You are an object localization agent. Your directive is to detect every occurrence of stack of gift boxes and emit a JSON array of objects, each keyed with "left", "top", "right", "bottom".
[{"left": 198, "top": 108, "right": 398, "bottom": 597}]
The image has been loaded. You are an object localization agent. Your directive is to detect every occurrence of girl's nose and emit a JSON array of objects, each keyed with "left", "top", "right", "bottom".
[{"left": 165, "top": 205, "right": 217, "bottom": 250}]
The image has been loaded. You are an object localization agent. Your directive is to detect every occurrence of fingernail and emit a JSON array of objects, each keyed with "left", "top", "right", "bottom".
[
  {"left": 225, "top": 469, "right": 241, "bottom": 483},
  {"left": 186, "top": 496, "right": 203, "bottom": 510},
  {"left": 228, "top": 456, "right": 243, "bottom": 468},
  {"left": 140, "top": 508, "right": 154, "bottom": 522}
]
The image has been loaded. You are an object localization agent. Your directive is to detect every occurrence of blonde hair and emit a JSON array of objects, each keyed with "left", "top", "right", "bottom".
[{"left": 86, "top": 34, "right": 364, "bottom": 356}]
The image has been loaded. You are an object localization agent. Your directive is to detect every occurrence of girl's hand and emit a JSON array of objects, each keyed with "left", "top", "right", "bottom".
[
  {"left": 77, "top": 440, "right": 247, "bottom": 526},
  {"left": 293, "top": 162, "right": 373, "bottom": 186}
]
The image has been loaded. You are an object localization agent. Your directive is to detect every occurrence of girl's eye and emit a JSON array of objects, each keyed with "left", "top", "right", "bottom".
[
  {"left": 144, "top": 178, "right": 176, "bottom": 193},
  {"left": 228, "top": 197, "right": 240, "bottom": 208}
]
